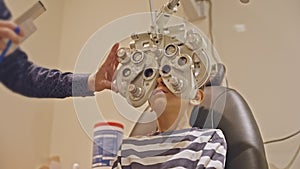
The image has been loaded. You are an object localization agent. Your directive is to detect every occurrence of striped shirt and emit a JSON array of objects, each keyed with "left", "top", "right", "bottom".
[{"left": 113, "top": 127, "right": 226, "bottom": 169}]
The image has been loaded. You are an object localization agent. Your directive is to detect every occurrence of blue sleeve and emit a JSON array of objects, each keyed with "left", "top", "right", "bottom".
[
  {"left": 0, "top": 0, "right": 12, "bottom": 20},
  {"left": 0, "top": 49, "right": 94, "bottom": 98}
]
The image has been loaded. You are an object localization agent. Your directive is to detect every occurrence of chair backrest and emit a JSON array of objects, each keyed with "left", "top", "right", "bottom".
[{"left": 190, "top": 86, "right": 269, "bottom": 169}]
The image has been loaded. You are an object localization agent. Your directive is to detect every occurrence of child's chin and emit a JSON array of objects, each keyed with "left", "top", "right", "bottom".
[{"left": 149, "top": 94, "right": 167, "bottom": 116}]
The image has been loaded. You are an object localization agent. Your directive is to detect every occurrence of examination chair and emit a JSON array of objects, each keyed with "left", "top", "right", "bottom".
[
  {"left": 190, "top": 63, "right": 269, "bottom": 168},
  {"left": 190, "top": 85, "right": 269, "bottom": 169}
]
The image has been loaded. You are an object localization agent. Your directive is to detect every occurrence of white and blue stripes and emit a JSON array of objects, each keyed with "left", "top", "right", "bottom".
[{"left": 113, "top": 127, "right": 226, "bottom": 169}]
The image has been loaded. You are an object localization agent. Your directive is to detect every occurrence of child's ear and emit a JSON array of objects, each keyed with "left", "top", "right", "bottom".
[{"left": 189, "top": 89, "right": 204, "bottom": 106}]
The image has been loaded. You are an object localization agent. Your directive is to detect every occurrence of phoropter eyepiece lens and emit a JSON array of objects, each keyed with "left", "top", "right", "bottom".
[
  {"left": 165, "top": 44, "right": 178, "bottom": 57},
  {"left": 144, "top": 68, "right": 154, "bottom": 79},
  {"left": 162, "top": 65, "right": 171, "bottom": 74},
  {"left": 132, "top": 51, "right": 144, "bottom": 63},
  {"left": 178, "top": 56, "right": 188, "bottom": 66}
]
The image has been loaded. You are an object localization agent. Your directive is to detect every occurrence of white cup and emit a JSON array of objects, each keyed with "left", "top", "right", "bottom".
[{"left": 92, "top": 122, "right": 124, "bottom": 168}]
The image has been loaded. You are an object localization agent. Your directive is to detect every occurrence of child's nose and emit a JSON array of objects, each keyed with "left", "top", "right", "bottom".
[{"left": 156, "top": 77, "right": 163, "bottom": 85}]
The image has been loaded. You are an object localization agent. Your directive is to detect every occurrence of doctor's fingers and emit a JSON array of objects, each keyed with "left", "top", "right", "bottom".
[{"left": 0, "top": 27, "right": 22, "bottom": 44}]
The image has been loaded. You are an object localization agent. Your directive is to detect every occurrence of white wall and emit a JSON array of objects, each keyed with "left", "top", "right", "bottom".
[
  {"left": 208, "top": 1, "right": 300, "bottom": 168},
  {"left": 190, "top": 1, "right": 300, "bottom": 168},
  {"left": 0, "top": 0, "right": 64, "bottom": 169}
]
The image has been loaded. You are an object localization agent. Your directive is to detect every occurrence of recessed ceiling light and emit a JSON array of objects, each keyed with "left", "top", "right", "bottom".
[{"left": 234, "top": 24, "right": 247, "bottom": 32}]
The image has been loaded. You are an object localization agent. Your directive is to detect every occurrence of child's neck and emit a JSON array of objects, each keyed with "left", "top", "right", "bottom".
[{"left": 157, "top": 104, "right": 193, "bottom": 132}]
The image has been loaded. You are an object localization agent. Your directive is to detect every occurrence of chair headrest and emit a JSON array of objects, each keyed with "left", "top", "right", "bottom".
[{"left": 205, "top": 63, "right": 226, "bottom": 87}]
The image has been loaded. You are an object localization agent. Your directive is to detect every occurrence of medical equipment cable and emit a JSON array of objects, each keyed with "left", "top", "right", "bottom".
[
  {"left": 283, "top": 144, "right": 299, "bottom": 169},
  {"left": 264, "top": 129, "right": 300, "bottom": 169},
  {"left": 263, "top": 129, "right": 300, "bottom": 145}
]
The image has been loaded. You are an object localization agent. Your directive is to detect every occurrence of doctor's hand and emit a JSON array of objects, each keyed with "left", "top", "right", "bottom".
[
  {"left": 88, "top": 43, "right": 119, "bottom": 92},
  {"left": 0, "top": 20, "right": 24, "bottom": 50}
]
